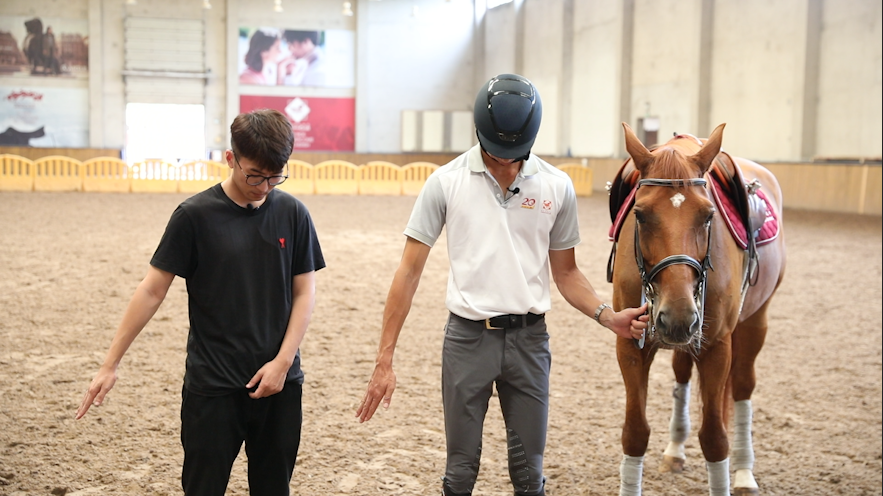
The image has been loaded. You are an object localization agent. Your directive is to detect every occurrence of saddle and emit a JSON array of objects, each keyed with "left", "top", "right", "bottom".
[{"left": 606, "top": 148, "right": 779, "bottom": 285}]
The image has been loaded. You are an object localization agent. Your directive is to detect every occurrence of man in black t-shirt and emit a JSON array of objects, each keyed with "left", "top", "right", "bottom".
[{"left": 76, "top": 109, "right": 325, "bottom": 496}]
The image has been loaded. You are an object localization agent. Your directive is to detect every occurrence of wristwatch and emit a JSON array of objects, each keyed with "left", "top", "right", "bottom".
[{"left": 593, "top": 303, "right": 612, "bottom": 323}]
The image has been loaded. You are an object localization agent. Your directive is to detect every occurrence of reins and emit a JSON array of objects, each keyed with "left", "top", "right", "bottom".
[{"left": 633, "top": 177, "right": 712, "bottom": 353}]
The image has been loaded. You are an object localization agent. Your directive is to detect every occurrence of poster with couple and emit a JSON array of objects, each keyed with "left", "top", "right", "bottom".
[{"left": 237, "top": 27, "right": 354, "bottom": 88}]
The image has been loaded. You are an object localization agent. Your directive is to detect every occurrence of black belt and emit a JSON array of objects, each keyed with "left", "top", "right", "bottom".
[{"left": 457, "top": 312, "right": 545, "bottom": 330}]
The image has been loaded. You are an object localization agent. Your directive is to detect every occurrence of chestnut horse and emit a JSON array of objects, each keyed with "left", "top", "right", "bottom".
[{"left": 609, "top": 123, "right": 786, "bottom": 495}]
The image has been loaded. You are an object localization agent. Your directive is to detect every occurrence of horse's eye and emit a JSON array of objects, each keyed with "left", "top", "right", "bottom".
[
  {"left": 634, "top": 210, "right": 645, "bottom": 224},
  {"left": 704, "top": 210, "right": 715, "bottom": 227}
]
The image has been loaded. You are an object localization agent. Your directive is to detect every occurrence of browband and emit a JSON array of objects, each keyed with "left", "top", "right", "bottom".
[{"left": 638, "top": 178, "right": 707, "bottom": 188}]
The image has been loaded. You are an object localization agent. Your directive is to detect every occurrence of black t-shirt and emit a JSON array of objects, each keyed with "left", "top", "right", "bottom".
[{"left": 150, "top": 184, "right": 325, "bottom": 395}]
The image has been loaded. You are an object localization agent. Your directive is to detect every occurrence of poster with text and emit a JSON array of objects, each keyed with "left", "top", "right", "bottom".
[
  {"left": 237, "top": 28, "right": 354, "bottom": 88},
  {"left": 0, "top": 86, "right": 89, "bottom": 147},
  {"left": 0, "top": 16, "right": 89, "bottom": 78},
  {"left": 240, "top": 95, "right": 355, "bottom": 151}
]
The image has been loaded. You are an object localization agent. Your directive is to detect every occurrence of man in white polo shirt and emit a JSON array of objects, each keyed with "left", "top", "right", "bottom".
[{"left": 357, "top": 74, "right": 648, "bottom": 496}]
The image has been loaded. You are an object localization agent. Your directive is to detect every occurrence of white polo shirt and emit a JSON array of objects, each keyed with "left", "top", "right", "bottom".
[{"left": 404, "top": 144, "right": 581, "bottom": 320}]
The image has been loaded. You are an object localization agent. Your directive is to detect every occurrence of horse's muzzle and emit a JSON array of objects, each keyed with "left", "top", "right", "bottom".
[{"left": 654, "top": 309, "right": 702, "bottom": 346}]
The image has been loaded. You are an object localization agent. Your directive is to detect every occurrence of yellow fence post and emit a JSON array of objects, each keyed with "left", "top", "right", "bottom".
[
  {"left": 557, "top": 164, "right": 594, "bottom": 197},
  {"left": 34, "top": 156, "right": 83, "bottom": 192},
  {"left": 277, "top": 160, "right": 315, "bottom": 196},
  {"left": 178, "top": 160, "right": 230, "bottom": 193},
  {"left": 313, "top": 160, "right": 359, "bottom": 195},
  {"left": 82, "top": 157, "right": 132, "bottom": 192},
  {"left": 359, "top": 161, "right": 402, "bottom": 195},
  {"left": 0, "top": 154, "right": 35, "bottom": 191},
  {"left": 131, "top": 160, "right": 180, "bottom": 193},
  {"left": 401, "top": 162, "right": 439, "bottom": 196}
]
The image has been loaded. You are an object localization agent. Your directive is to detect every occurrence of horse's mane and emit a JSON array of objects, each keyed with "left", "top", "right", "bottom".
[{"left": 647, "top": 145, "right": 702, "bottom": 181}]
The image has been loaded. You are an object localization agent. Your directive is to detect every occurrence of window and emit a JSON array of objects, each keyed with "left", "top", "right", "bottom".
[
  {"left": 487, "top": 0, "right": 513, "bottom": 8},
  {"left": 125, "top": 103, "right": 205, "bottom": 163}
]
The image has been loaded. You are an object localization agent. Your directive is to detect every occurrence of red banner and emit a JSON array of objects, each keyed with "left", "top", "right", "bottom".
[{"left": 239, "top": 95, "right": 355, "bottom": 151}]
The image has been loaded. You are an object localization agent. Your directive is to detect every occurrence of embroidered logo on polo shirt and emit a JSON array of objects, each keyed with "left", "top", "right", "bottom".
[
  {"left": 279, "top": 238, "right": 286, "bottom": 248},
  {"left": 521, "top": 198, "right": 536, "bottom": 209},
  {"left": 542, "top": 200, "right": 552, "bottom": 214}
]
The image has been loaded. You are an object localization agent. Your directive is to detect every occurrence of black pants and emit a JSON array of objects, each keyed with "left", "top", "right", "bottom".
[{"left": 180, "top": 383, "right": 303, "bottom": 496}]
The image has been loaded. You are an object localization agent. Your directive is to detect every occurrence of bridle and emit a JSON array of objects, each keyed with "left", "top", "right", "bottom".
[{"left": 633, "top": 177, "right": 713, "bottom": 354}]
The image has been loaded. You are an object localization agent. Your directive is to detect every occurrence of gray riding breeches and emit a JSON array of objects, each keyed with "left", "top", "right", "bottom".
[{"left": 441, "top": 313, "right": 550, "bottom": 495}]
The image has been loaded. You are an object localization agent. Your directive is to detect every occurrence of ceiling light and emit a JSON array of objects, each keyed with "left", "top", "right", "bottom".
[
  {"left": 202, "top": 0, "right": 211, "bottom": 8},
  {"left": 342, "top": 1, "right": 354, "bottom": 16},
  {"left": 125, "top": 0, "right": 137, "bottom": 5},
  {"left": 273, "top": 0, "right": 283, "bottom": 12}
]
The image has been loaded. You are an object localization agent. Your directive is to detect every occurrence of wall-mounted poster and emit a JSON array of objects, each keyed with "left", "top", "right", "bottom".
[
  {"left": 237, "top": 27, "right": 354, "bottom": 88},
  {"left": 0, "top": 86, "right": 89, "bottom": 147},
  {"left": 0, "top": 16, "right": 89, "bottom": 78},
  {"left": 240, "top": 95, "right": 354, "bottom": 151}
]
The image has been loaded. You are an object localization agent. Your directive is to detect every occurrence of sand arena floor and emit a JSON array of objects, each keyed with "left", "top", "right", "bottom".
[{"left": 0, "top": 191, "right": 880, "bottom": 495}]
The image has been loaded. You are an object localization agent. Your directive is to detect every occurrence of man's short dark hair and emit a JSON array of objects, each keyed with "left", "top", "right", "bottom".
[
  {"left": 283, "top": 30, "right": 319, "bottom": 46},
  {"left": 230, "top": 109, "right": 294, "bottom": 174}
]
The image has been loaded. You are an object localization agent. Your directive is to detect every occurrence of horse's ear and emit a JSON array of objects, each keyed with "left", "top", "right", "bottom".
[
  {"left": 622, "top": 122, "right": 654, "bottom": 173},
  {"left": 690, "top": 123, "right": 725, "bottom": 174}
]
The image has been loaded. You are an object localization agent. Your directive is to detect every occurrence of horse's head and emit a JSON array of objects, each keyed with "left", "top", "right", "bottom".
[{"left": 621, "top": 122, "right": 725, "bottom": 351}]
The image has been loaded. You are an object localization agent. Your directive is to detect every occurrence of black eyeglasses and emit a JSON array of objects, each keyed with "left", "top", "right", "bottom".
[
  {"left": 233, "top": 153, "right": 288, "bottom": 186},
  {"left": 486, "top": 75, "right": 537, "bottom": 142}
]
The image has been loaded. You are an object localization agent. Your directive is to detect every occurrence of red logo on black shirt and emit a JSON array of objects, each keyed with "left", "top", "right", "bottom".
[{"left": 279, "top": 238, "right": 286, "bottom": 248}]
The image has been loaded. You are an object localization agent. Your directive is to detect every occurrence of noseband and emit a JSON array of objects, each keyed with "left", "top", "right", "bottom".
[{"left": 634, "top": 177, "right": 713, "bottom": 353}]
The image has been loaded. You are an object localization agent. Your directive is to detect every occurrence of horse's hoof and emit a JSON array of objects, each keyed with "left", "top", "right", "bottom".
[
  {"left": 733, "top": 488, "right": 759, "bottom": 495},
  {"left": 659, "top": 455, "right": 685, "bottom": 473}
]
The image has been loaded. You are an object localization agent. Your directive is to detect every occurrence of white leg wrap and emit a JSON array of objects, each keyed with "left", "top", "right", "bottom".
[
  {"left": 619, "top": 454, "right": 644, "bottom": 496},
  {"left": 663, "top": 382, "right": 691, "bottom": 461},
  {"left": 734, "top": 468, "right": 759, "bottom": 491},
  {"left": 669, "top": 382, "right": 691, "bottom": 443},
  {"left": 732, "top": 399, "right": 755, "bottom": 471},
  {"left": 706, "top": 458, "right": 730, "bottom": 496}
]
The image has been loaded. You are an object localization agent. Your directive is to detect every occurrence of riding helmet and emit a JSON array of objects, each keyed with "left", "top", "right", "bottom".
[{"left": 473, "top": 74, "right": 542, "bottom": 160}]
